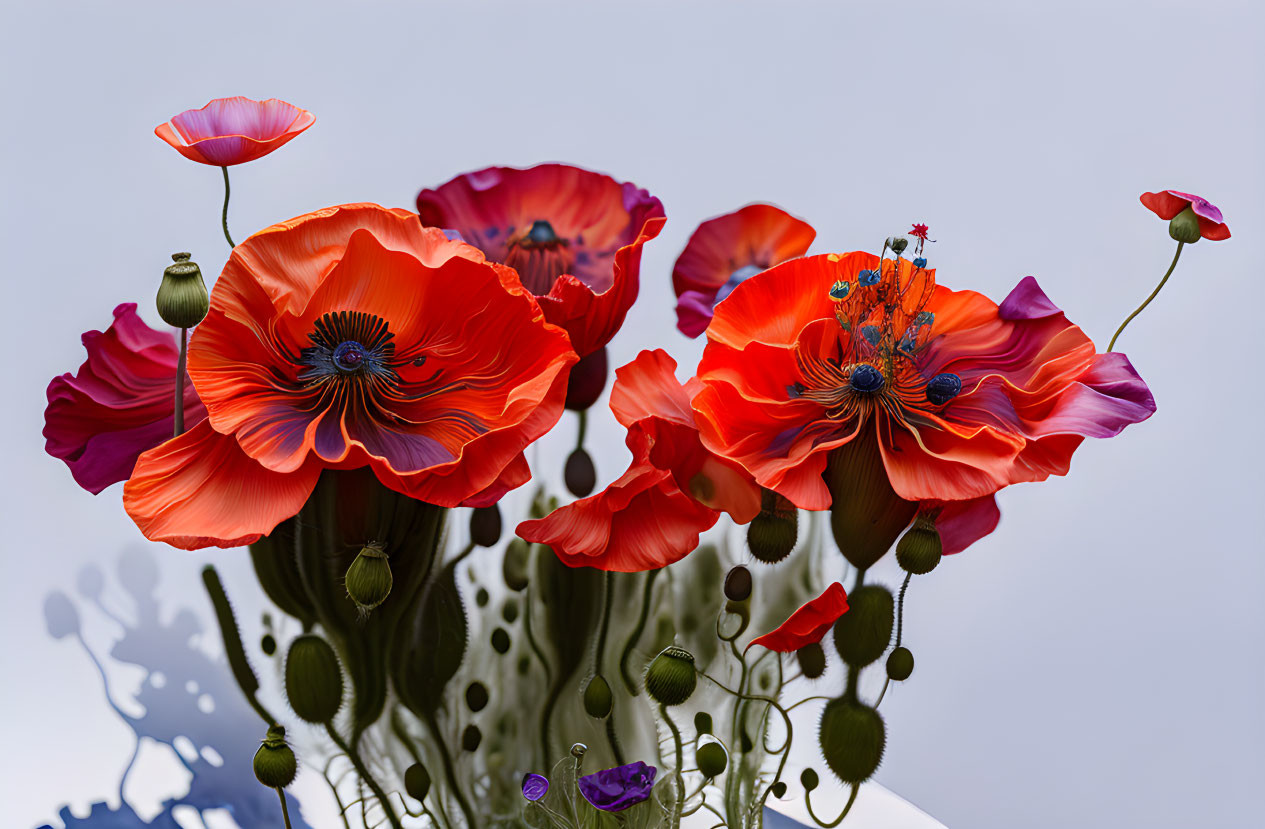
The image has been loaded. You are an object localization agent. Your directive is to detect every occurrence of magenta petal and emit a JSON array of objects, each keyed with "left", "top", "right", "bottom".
[
  {"left": 1034, "top": 351, "right": 1156, "bottom": 439},
  {"left": 675, "top": 290, "right": 716, "bottom": 337},
  {"left": 935, "top": 495, "right": 1001, "bottom": 555},
  {"left": 998, "top": 276, "right": 1062, "bottom": 321},
  {"left": 577, "top": 761, "right": 657, "bottom": 812},
  {"left": 1165, "top": 190, "right": 1224, "bottom": 225},
  {"left": 522, "top": 773, "right": 549, "bottom": 801}
]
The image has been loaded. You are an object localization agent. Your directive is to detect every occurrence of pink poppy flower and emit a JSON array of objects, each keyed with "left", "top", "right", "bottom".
[
  {"left": 1140, "top": 190, "right": 1230, "bottom": 241},
  {"left": 155, "top": 97, "right": 314, "bottom": 166}
]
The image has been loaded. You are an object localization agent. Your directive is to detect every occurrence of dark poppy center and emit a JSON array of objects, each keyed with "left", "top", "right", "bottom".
[
  {"left": 332, "top": 340, "right": 366, "bottom": 373},
  {"left": 526, "top": 219, "right": 559, "bottom": 245},
  {"left": 849, "top": 364, "right": 885, "bottom": 394},
  {"left": 298, "top": 311, "right": 399, "bottom": 386}
]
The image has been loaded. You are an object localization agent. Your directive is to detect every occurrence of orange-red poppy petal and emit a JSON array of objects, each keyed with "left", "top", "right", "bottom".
[{"left": 748, "top": 582, "right": 849, "bottom": 653}]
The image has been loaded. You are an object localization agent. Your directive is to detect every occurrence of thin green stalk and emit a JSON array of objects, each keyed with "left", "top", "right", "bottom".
[
  {"left": 576, "top": 408, "right": 588, "bottom": 450},
  {"left": 619, "top": 569, "right": 659, "bottom": 694},
  {"left": 1108, "top": 241, "right": 1184, "bottom": 352},
  {"left": 594, "top": 571, "right": 625, "bottom": 764},
  {"left": 422, "top": 709, "right": 477, "bottom": 829},
  {"left": 172, "top": 328, "right": 187, "bottom": 437},
  {"left": 220, "top": 166, "right": 235, "bottom": 248},
  {"left": 660, "top": 704, "right": 685, "bottom": 826},
  {"left": 276, "top": 788, "right": 294, "bottom": 829},
  {"left": 325, "top": 722, "right": 404, "bottom": 829},
  {"left": 805, "top": 783, "right": 858, "bottom": 828},
  {"left": 201, "top": 566, "right": 274, "bottom": 726}
]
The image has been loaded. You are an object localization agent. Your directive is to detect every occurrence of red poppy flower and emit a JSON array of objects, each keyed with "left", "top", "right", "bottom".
[
  {"left": 155, "top": 96, "right": 314, "bottom": 166},
  {"left": 517, "top": 349, "right": 760, "bottom": 572},
  {"left": 123, "top": 203, "right": 575, "bottom": 549},
  {"left": 909, "top": 223, "right": 931, "bottom": 242},
  {"left": 673, "top": 204, "right": 815, "bottom": 338},
  {"left": 416, "top": 164, "right": 666, "bottom": 360},
  {"left": 748, "top": 582, "right": 849, "bottom": 653},
  {"left": 44, "top": 303, "right": 207, "bottom": 494},
  {"left": 1139, "top": 190, "right": 1230, "bottom": 241},
  {"left": 693, "top": 254, "right": 1156, "bottom": 512}
]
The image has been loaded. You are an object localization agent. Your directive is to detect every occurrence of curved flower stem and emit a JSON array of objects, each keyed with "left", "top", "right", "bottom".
[
  {"left": 576, "top": 408, "right": 588, "bottom": 450},
  {"left": 1108, "top": 240, "right": 1184, "bottom": 352},
  {"left": 201, "top": 566, "right": 274, "bottom": 727},
  {"left": 421, "top": 709, "right": 477, "bottom": 829},
  {"left": 275, "top": 788, "right": 294, "bottom": 829},
  {"left": 172, "top": 327, "right": 188, "bottom": 437},
  {"left": 391, "top": 709, "right": 453, "bottom": 828},
  {"left": 805, "top": 783, "right": 858, "bottom": 828},
  {"left": 660, "top": 703, "right": 685, "bottom": 826},
  {"left": 523, "top": 580, "right": 553, "bottom": 686},
  {"left": 895, "top": 572, "right": 912, "bottom": 648},
  {"left": 593, "top": 571, "right": 625, "bottom": 764},
  {"left": 324, "top": 722, "right": 404, "bottom": 829},
  {"left": 220, "top": 166, "right": 235, "bottom": 248},
  {"left": 619, "top": 569, "right": 659, "bottom": 694},
  {"left": 724, "top": 641, "right": 751, "bottom": 827}
]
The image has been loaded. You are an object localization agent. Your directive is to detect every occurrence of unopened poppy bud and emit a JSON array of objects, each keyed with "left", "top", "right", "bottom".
[
  {"left": 797, "top": 642, "right": 827, "bottom": 679},
  {"left": 886, "top": 646, "right": 914, "bottom": 681},
  {"left": 466, "top": 681, "right": 489, "bottom": 712},
  {"left": 564, "top": 346, "right": 609, "bottom": 411},
  {"left": 696, "top": 739, "right": 729, "bottom": 778},
  {"left": 284, "top": 634, "right": 344, "bottom": 724},
  {"left": 800, "top": 768, "right": 820, "bottom": 792},
  {"left": 888, "top": 237, "right": 909, "bottom": 255},
  {"left": 253, "top": 725, "right": 297, "bottom": 789},
  {"left": 724, "top": 565, "right": 752, "bottom": 601},
  {"left": 490, "top": 627, "right": 511, "bottom": 654},
  {"left": 771, "top": 781, "right": 787, "bottom": 799},
  {"left": 1169, "top": 206, "right": 1202, "bottom": 244},
  {"left": 571, "top": 742, "right": 588, "bottom": 758},
  {"left": 565, "top": 448, "right": 597, "bottom": 497},
  {"left": 832, "top": 585, "right": 894, "bottom": 667},
  {"left": 156, "top": 253, "right": 209, "bottom": 329},
  {"left": 819, "top": 698, "right": 886, "bottom": 784},
  {"left": 405, "top": 763, "right": 431, "bottom": 802},
  {"left": 747, "top": 492, "right": 798, "bottom": 564},
  {"left": 645, "top": 645, "right": 697, "bottom": 706},
  {"left": 470, "top": 504, "right": 502, "bottom": 547},
  {"left": 344, "top": 543, "right": 391, "bottom": 612},
  {"left": 896, "top": 515, "right": 942, "bottom": 575},
  {"left": 583, "top": 674, "right": 613, "bottom": 718},
  {"left": 503, "top": 538, "right": 530, "bottom": 591},
  {"left": 462, "top": 724, "right": 482, "bottom": 752},
  {"left": 694, "top": 712, "right": 714, "bottom": 735}
]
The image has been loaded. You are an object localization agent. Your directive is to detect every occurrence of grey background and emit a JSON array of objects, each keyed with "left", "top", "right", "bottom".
[{"left": 3, "top": 1, "right": 1262, "bottom": 827}]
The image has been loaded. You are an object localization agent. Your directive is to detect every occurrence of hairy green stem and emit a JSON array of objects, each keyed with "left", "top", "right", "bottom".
[
  {"left": 201, "top": 565, "right": 274, "bottom": 726},
  {"left": 173, "top": 328, "right": 187, "bottom": 437},
  {"left": 1108, "top": 241, "right": 1183, "bottom": 352},
  {"left": 276, "top": 788, "right": 294, "bottom": 829},
  {"left": 220, "top": 166, "right": 235, "bottom": 248},
  {"left": 661, "top": 704, "right": 685, "bottom": 826}
]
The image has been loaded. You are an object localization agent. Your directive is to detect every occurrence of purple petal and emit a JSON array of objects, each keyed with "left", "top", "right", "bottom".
[
  {"left": 1166, "top": 190, "right": 1224, "bottom": 225},
  {"left": 522, "top": 773, "right": 549, "bottom": 802},
  {"left": 1031, "top": 351, "right": 1157, "bottom": 439},
  {"left": 577, "top": 761, "right": 657, "bottom": 812},
  {"left": 675, "top": 290, "right": 717, "bottom": 337},
  {"left": 998, "top": 276, "right": 1062, "bottom": 321}
]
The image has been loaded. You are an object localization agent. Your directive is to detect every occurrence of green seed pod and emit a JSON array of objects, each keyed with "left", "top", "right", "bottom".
[
  {"left": 771, "top": 781, "right": 787, "bottom": 799},
  {"left": 832, "top": 585, "right": 894, "bottom": 667},
  {"left": 470, "top": 504, "right": 502, "bottom": 547},
  {"left": 724, "top": 565, "right": 752, "bottom": 601},
  {"left": 747, "top": 493, "right": 798, "bottom": 563},
  {"left": 1169, "top": 206, "right": 1202, "bottom": 244},
  {"left": 896, "top": 515, "right": 942, "bottom": 575},
  {"left": 253, "top": 725, "right": 297, "bottom": 789},
  {"left": 797, "top": 642, "right": 827, "bottom": 679},
  {"left": 694, "top": 712, "right": 714, "bottom": 735},
  {"left": 886, "top": 646, "right": 914, "bottom": 681},
  {"left": 645, "top": 646, "right": 697, "bottom": 706},
  {"left": 565, "top": 447, "right": 597, "bottom": 497},
  {"left": 490, "top": 627, "right": 511, "bottom": 654},
  {"left": 583, "top": 674, "right": 613, "bottom": 718},
  {"left": 819, "top": 698, "right": 886, "bottom": 784},
  {"left": 156, "top": 253, "right": 209, "bottom": 329},
  {"left": 344, "top": 543, "right": 392, "bottom": 612},
  {"left": 404, "top": 762, "right": 431, "bottom": 802},
  {"left": 571, "top": 742, "right": 588, "bottom": 758},
  {"left": 824, "top": 434, "right": 918, "bottom": 570},
  {"left": 696, "top": 740, "right": 728, "bottom": 778},
  {"left": 503, "top": 538, "right": 531, "bottom": 592},
  {"left": 284, "top": 634, "right": 344, "bottom": 724},
  {"left": 888, "top": 236, "right": 909, "bottom": 255},
  {"left": 260, "top": 634, "right": 276, "bottom": 656},
  {"left": 501, "top": 599, "right": 519, "bottom": 623},
  {"left": 801, "top": 767, "right": 820, "bottom": 792},
  {"left": 462, "top": 724, "right": 482, "bottom": 752},
  {"left": 466, "top": 681, "right": 489, "bottom": 712}
]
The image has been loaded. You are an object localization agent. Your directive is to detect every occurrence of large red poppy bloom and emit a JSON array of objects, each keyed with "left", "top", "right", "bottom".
[
  {"left": 44, "top": 303, "right": 207, "bottom": 494},
  {"left": 748, "top": 582, "right": 849, "bottom": 653},
  {"left": 416, "top": 164, "right": 666, "bottom": 359},
  {"left": 155, "top": 96, "right": 314, "bottom": 166},
  {"left": 673, "top": 204, "right": 815, "bottom": 338},
  {"left": 517, "top": 349, "right": 760, "bottom": 572},
  {"left": 693, "top": 254, "right": 1156, "bottom": 511},
  {"left": 123, "top": 203, "right": 575, "bottom": 549}
]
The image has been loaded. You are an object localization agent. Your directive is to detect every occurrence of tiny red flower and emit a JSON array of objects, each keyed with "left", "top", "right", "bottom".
[
  {"left": 155, "top": 97, "right": 314, "bottom": 166},
  {"left": 1139, "top": 190, "right": 1230, "bottom": 241},
  {"left": 748, "top": 582, "right": 849, "bottom": 653},
  {"left": 908, "top": 223, "right": 931, "bottom": 242}
]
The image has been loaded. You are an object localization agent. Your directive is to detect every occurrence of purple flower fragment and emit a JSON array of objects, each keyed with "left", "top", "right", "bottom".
[
  {"left": 577, "top": 761, "right": 657, "bottom": 812},
  {"left": 522, "top": 772, "right": 550, "bottom": 801}
]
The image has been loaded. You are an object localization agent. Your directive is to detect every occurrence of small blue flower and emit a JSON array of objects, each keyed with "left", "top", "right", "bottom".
[
  {"left": 858, "top": 269, "right": 881, "bottom": 287},
  {"left": 913, "top": 257, "right": 927, "bottom": 269}
]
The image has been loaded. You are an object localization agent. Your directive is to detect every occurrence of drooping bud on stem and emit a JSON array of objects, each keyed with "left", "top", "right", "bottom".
[
  {"left": 565, "top": 347, "right": 609, "bottom": 411},
  {"left": 886, "top": 646, "right": 914, "bottom": 681},
  {"left": 645, "top": 645, "right": 697, "bottom": 706},
  {"left": 404, "top": 763, "right": 431, "bottom": 802},
  {"left": 583, "top": 674, "right": 613, "bottom": 718},
  {"left": 797, "top": 641, "right": 827, "bottom": 679},
  {"left": 724, "top": 565, "right": 753, "bottom": 601},
  {"left": 565, "top": 447, "right": 597, "bottom": 497},
  {"left": 253, "top": 725, "right": 297, "bottom": 789},
  {"left": 470, "top": 505, "right": 502, "bottom": 547},
  {"left": 1168, "top": 206, "right": 1202, "bottom": 244},
  {"left": 345, "top": 542, "right": 392, "bottom": 612},
  {"left": 156, "top": 253, "right": 209, "bottom": 329},
  {"left": 747, "top": 489, "right": 798, "bottom": 563},
  {"left": 819, "top": 698, "right": 886, "bottom": 784},
  {"left": 896, "top": 514, "right": 942, "bottom": 575},
  {"left": 696, "top": 738, "right": 729, "bottom": 778},
  {"left": 832, "top": 585, "right": 894, "bottom": 668},
  {"left": 284, "top": 634, "right": 343, "bottom": 724},
  {"left": 824, "top": 429, "right": 918, "bottom": 569}
]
